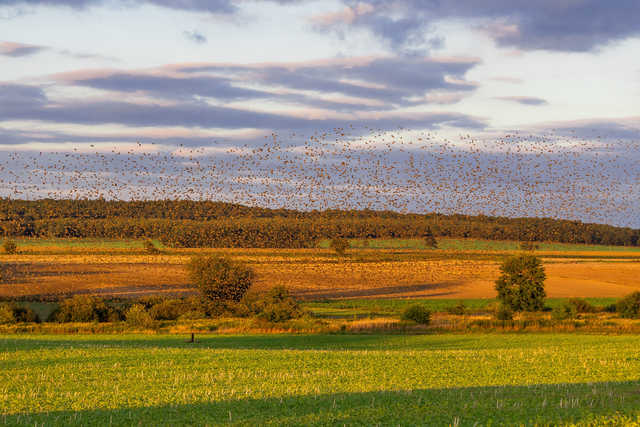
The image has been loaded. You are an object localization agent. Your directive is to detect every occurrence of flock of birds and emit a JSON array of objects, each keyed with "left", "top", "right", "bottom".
[{"left": 1, "top": 126, "right": 638, "bottom": 227}]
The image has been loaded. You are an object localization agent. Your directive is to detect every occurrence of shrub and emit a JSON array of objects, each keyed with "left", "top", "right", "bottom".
[
  {"left": 495, "top": 305, "right": 513, "bottom": 321},
  {"left": 2, "top": 239, "right": 17, "bottom": 255},
  {"left": 568, "top": 298, "right": 596, "bottom": 313},
  {"left": 446, "top": 302, "right": 466, "bottom": 315},
  {"left": 187, "top": 256, "right": 255, "bottom": 303},
  {"left": 11, "top": 305, "right": 39, "bottom": 323},
  {"left": 552, "top": 302, "right": 577, "bottom": 320},
  {"left": 144, "top": 239, "right": 160, "bottom": 254},
  {"left": 52, "top": 295, "right": 110, "bottom": 322},
  {"left": 495, "top": 255, "right": 546, "bottom": 312},
  {"left": 255, "top": 286, "right": 302, "bottom": 322},
  {"left": 125, "top": 304, "right": 154, "bottom": 328},
  {"left": 617, "top": 292, "right": 640, "bottom": 319},
  {"left": 402, "top": 304, "right": 431, "bottom": 325},
  {"left": 329, "top": 237, "right": 350, "bottom": 256},
  {"left": 0, "top": 263, "right": 16, "bottom": 284},
  {"left": 0, "top": 303, "right": 15, "bottom": 324},
  {"left": 423, "top": 228, "right": 438, "bottom": 249},
  {"left": 149, "top": 299, "right": 188, "bottom": 320}
]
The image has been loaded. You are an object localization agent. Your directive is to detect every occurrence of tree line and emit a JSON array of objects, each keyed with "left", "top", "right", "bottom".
[{"left": 0, "top": 198, "right": 638, "bottom": 247}]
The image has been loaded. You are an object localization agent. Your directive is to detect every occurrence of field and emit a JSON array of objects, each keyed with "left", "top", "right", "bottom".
[
  {"left": 2, "top": 237, "right": 640, "bottom": 300},
  {"left": 1, "top": 333, "right": 640, "bottom": 425}
]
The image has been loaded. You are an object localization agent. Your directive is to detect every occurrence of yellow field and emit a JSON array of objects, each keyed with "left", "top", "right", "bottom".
[{"left": 2, "top": 247, "right": 640, "bottom": 299}]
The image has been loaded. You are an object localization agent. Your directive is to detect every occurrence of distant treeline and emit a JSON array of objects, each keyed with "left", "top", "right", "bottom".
[{"left": 1, "top": 199, "right": 638, "bottom": 248}]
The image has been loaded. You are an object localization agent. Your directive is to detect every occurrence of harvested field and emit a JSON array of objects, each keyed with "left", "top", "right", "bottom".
[{"left": 2, "top": 244, "right": 640, "bottom": 299}]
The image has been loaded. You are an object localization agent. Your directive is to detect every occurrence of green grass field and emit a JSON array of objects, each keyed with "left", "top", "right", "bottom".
[
  {"left": 305, "top": 297, "right": 618, "bottom": 318},
  {"left": 2, "top": 333, "right": 640, "bottom": 426},
  {"left": 8, "top": 236, "right": 640, "bottom": 252},
  {"left": 318, "top": 237, "right": 640, "bottom": 252}
]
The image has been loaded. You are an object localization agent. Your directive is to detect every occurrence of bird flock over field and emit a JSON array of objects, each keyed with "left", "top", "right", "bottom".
[{"left": 1, "top": 127, "right": 638, "bottom": 226}]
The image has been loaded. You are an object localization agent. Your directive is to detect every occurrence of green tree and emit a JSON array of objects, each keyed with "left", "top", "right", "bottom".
[
  {"left": 329, "top": 237, "right": 350, "bottom": 256},
  {"left": 422, "top": 227, "right": 438, "bottom": 249},
  {"left": 2, "top": 239, "right": 17, "bottom": 255},
  {"left": 187, "top": 256, "right": 255, "bottom": 302},
  {"left": 495, "top": 255, "right": 546, "bottom": 311}
]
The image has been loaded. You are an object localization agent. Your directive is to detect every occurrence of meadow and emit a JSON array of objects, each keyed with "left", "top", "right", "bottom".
[{"left": 2, "top": 333, "right": 640, "bottom": 426}]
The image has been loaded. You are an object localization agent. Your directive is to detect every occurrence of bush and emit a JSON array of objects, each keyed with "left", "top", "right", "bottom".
[
  {"left": 329, "top": 237, "right": 350, "bottom": 256},
  {"left": 617, "top": 292, "right": 640, "bottom": 319},
  {"left": 0, "top": 303, "right": 39, "bottom": 323},
  {"left": 567, "top": 298, "right": 596, "bottom": 313},
  {"left": 552, "top": 302, "right": 577, "bottom": 320},
  {"left": 446, "top": 302, "right": 466, "bottom": 315},
  {"left": 495, "top": 305, "right": 513, "bottom": 321},
  {"left": 495, "top": 255, "right": 546, "bottom": 312},
  {"left": 187, "top": 256, "right": 255, "bottom": 303},
  {"left": 423, "top": 228, "right": 438, "bottom": 249},
  {"left": 144, "top": 239, "right": 160, "bottom": 254},
  {"left": 11, "top": 305, "right": 39, "bottom": 323},
  {"left": 0, "top": 303, "right": 15, "bottom": 324},
  {"left": 2, "top": 239, "right": 17, "bottom": 254},
  {"left": 0, "top": 263, "right": 16, "bottom": 284},
  {"left": 402, "top": 304, "right": 431, "bottom": 325},
  {"left": 149, "top": 299, "right": 188, "bottom": 320},
  {"left": 52, "top": 295, "right": 111, "bottom": 322},
  {"left": 254, "top": 286, "right": 302, "bottom": 322},
  {"left": 125, "top": 304, "right": 154, "bottom": 328}
]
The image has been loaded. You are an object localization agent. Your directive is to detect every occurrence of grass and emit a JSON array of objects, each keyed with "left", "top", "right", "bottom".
[
  {"left": 305, "top": 297, "right": 618, "bottom": 318},
  {"left": 2, "top": 238, "right": 165, "bottom": 249},
  {"left": 7, "top": 237, "right": 640, "bottom": 252},
  {"left": 1, "top": 333, "right": 640, "bottom": 425},
  {"left": 318, "top": 237, "right": 640, "bottom": 252}
]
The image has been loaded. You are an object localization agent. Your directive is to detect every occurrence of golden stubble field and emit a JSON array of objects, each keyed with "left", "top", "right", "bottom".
[{"left": 2, "top": 247, "right": 640, "bottom": 299}]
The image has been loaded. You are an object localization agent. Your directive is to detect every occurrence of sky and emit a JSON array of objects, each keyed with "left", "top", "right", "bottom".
[{"left": 1, "top": 1, "right": 639, "bottom": 226}]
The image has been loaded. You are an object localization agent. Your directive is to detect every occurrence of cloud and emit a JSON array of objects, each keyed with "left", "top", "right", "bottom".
[
  {"left": 495, "top": 96, "right": 548, "bottom": 106},
  {"left": 183, "top": 30, "right": 207, "bottom": 44},
  {"left": 0, "top": 0, "right": 237, "bottom": 13},
  {"left": 0, "top": 82, "right": 486, "bottom": 134},
  {"left": 0, "top": 41, "right": 46, "bottom": 57},
  {"left": 65, "top": 72, "right": 269, "bottom": 100},
  {"left": 320, "top": 1, "right": 640, "bottom": 52},
  {"left": 174, "top": 56, "right": 480, "bottom": 107}
]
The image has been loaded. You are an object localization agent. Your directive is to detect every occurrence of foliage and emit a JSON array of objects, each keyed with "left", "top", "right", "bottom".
[
  {"left": 0, "top": 262, "right": 15, "bottom": 284},
  {"left": 149, "top": 299, "right": 190, "bottom": 321},
  {"left": 125, "top": 304, "right": 154, "bottom": 328},
  {"left": 144, "top": 239, "right": 160, "bottom": 254},
  {"left": 2, "top": 239, "right": 17, "bottom": 254},
  {"left": 423, "top": 227, "right": 438, "bottom": 248},
  {"left": 254, "top": 286, "right": 303, "bottom": 322},
  {"left": 2, "top": 199, "right": 638, "bottom": 248},
  {"left": 495, "top": 305, "right": 513, "bottom": 321},
  {"left": 617, "top": 292, "right": 640, "bottom": 319},
  {"left": 0, "top": 303, "right": 15, "bottom": 324},
  {"left": 401, "top": 304, "right": 431, "bottom": 325},
  {"left": 329, "top": 237, "right": 350, "bottom": 256},
  {"left": 446, "top": 301, "right": 466, "bottom": 315},
  {"left": 52, "top": 295, "right": 112, "bottom": 322},
  {"left": 495, "top": 255, "right": 546, "bottom": 312},
  {"left": 187, "top": 256, "right": 255, "bottom": 303},
  {"left": 552, "top": 302, "right": 578, "bottom": 320},
  {"left": 567, "top": 298, "right": 597, "bottom": 313}
]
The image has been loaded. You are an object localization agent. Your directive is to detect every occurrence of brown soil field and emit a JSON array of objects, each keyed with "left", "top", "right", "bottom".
[{"left": 1, "top": 249, "right": 639, "bottom": 299}]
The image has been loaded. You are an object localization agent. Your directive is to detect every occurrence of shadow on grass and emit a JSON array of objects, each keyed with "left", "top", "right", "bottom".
[{"left": 4, "top": 380, "right": 640, "bottom": 426}]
